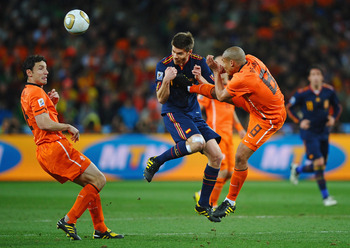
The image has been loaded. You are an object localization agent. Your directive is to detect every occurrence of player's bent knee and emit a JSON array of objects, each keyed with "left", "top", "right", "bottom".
[
  {"left": 96, "top": 172, "right": 106, "bottom": 190},
  {"left": 235, "top": 154, "right": 244, "bottom": 164},
  {"left": 313, "top": 158, "right": 325, "bottom": 170},
  {"left": 212, "top": 152, "right": 223, "bottom": 165},
  {"left": 208, "top": 152, "right": 223, "bottom": 169},
  {"left": 188, "top": 135, "right": 205, "bottom": 152},
  {"left": 88, "top": 172, "right": 106, "bottom": 191},
  {"left": 314, "top": 164, "right": 325, "bottom": 171},
  {"left": 235, "top": 153, "right": 248, "bottom": 169}
]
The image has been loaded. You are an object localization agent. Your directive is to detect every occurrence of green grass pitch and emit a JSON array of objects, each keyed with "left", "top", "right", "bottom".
[{"left": 0, "top": 180, "right": 349, "bottom": 248}]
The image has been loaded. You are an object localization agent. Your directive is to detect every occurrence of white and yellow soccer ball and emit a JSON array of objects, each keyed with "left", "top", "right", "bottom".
[{"left": 64, "top": 9, "right": 90, "bottom": 35}]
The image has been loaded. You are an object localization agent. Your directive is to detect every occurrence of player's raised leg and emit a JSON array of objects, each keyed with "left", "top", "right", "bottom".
[
  {"left": 144, "top": 138, "right": 191, "bottom": 182},
  {"left": 143, "top": 113, "right": 199, "bottom": 182}
]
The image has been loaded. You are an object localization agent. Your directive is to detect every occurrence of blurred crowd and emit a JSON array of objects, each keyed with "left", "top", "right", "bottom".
[{"left": 0, "top": 0, "right": 350, "bottom": 135}]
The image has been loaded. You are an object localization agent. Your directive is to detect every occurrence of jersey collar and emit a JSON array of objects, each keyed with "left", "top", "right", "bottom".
[
  {"left": 310, "top": 84, "right": 323, "bottom": 95},
  {"left": 238, "top": 61, "right": 247, "bottom": 72},
  {"left": 177, "top": 54, "right": 190, "bottom": 70},
  {"left": 25, "top": 82, "right": 43, "bottom": 88}
]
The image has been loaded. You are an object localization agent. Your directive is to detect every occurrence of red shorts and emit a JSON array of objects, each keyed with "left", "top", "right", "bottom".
[{"left": 36, "top": 138, "right": 91, "bottom": 183}]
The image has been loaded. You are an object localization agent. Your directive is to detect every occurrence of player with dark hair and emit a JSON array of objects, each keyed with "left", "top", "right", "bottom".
[
  {"left": 287, "top": 65, "right": 342, "bottom": 206},
  {"left": 188, "top": 46, "right": 286, "bottom": 219},
  {"left": 143, "top": 32, "right": 223, "bottom": 222},
  {"left": 21, "top": 55, "right": 124, "bottom": 240}
]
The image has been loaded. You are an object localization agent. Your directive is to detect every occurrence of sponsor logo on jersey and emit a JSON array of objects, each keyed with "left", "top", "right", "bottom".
[
  {"left": 157, "top": 71, "right": 164, "bottom": 81},
  {"left": 38, "top": 98, "right": 45, "bottom": 107}
]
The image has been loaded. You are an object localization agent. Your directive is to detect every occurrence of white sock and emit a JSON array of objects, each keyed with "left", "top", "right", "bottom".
[{"left": 225, "top": 197, "right": 235, "bottom": 206}]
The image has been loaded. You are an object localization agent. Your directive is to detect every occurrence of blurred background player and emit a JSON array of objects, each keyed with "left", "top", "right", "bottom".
[
  {"left": 286, "top": 65, "right": 342, "bottom": 206},
  {"left": 20, "top": 55, "right": 124, "bottom": 240},
  {"left": 143, "top": 32, "right": 223, "bottom": 222},
  {"left": 189, "top": 46, "right": 286, "bottom": 219},
  {"left": 194, "top": 56, "right": 246, "bottom": 208}
]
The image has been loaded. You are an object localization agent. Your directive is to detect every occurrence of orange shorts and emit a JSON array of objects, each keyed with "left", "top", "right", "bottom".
[
  {"left": 218, "top": 132, "right": 235, "bottom": 172},
  {"left": 243, "top": 113, "right": 285, "bottom": 151},
  {"left": 36, "top": 138, "right": 91, "bottom": 183}
]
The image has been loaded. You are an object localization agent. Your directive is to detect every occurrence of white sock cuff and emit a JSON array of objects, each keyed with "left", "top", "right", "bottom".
[{"left": 225, "top": 197, "right": 235, "bottom": 206}]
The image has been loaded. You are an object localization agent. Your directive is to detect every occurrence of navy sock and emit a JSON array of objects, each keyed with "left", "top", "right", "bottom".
[
  {"left": 296, "top": 164, "right": 314, "bottom": 174},
  {"left": 156, "top": 140, "right": 190, "bottom": 165},
  {"left": 301, "top": 164, "right": 314, "bottom": 173},
  {"left": 315, "top": 169, "right": 328, "bottom": 199},
  {"left": 198, "top": 164, "right": 219, "bottom": 207}
]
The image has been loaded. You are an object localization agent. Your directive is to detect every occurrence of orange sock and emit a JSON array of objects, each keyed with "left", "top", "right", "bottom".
[
  {"left": 88, "top": 193, "right": 107, "bottom": 233},
  {"left": 210, "top": 177, "right": 226, "bottom": 207},
  {"left": 227, "top": 169, "right": 248, "bottom": 201},
  {"left": 189, "top": 84, "right": 215, "bottom": 99},
  {"left": 67, "top": 184, "right": 99, "bottom": 224}
]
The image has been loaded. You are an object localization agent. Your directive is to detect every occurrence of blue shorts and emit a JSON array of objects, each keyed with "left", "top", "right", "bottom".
[
  {"left": 304, "top": 136, "right": 329, "bottom": 161},
  {"left": 163, "top": 112, "right": 221, "bottom": 144}
]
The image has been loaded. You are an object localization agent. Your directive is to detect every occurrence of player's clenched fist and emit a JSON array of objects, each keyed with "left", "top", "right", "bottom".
[{"left": 164, "top": 67, "right": 177, "bottom": 82}]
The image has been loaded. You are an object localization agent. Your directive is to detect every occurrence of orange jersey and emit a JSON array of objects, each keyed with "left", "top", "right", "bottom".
[
  {"left": 21, "top": 83, "right": 66, "bottom": 145},
  {"left": 198, "top": 95, "right": 235, "bottom": 136},
  {"left": 226, "top": 55, "right": 285, "bottom": 123}
]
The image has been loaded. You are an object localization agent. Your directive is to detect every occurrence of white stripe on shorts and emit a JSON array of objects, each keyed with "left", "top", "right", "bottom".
[{"left": 56, "top": 140, "right": 82, "bottom": 168}]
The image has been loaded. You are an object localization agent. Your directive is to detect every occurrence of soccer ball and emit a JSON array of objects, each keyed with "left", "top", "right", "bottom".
[{"left": 64, "top": 9, "right": 90, "bottom": 35}]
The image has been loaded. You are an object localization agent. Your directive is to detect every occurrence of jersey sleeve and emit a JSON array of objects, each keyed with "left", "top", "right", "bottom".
[
  {"left": 226, "top": 74, "right": 251, "bottom": 97},
  {"left": 155, "top": 62, "right": 166, "bottom": 91},
  {"left": 329, "top": 90, "right": 342, "bottom": 121},
  {"left": 286, "top": 91, "right": 302, "bottom": 123},
  {"left": 29, "top": 88, "right": 48, "bottom": 117}
]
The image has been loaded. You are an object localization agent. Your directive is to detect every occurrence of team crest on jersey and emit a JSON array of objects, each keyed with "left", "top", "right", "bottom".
[
  {"left": 157, "top": 71, "right": 164, "bottom": 81},
  {"left": 38, "top": 98, "right": 45, "bottom": 107}
]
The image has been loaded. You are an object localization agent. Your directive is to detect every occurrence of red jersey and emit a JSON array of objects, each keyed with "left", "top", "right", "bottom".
[{"left": 21, "top": 83, "right": 66, "bottom": 145}]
